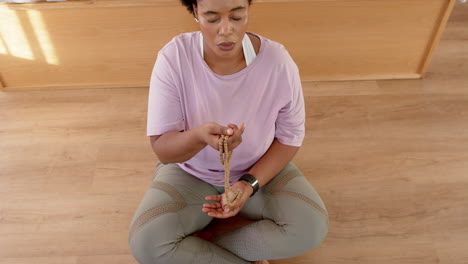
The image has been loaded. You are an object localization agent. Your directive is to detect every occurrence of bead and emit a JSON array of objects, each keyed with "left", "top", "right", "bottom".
[{"left": 219, "top": 134, "right": 242, "bottom": 207}]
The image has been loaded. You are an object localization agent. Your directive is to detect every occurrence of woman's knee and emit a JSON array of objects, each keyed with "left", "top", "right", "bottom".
[
  {"left": 289, "top": 194, "right": 328, "bottom": 251},
  {"left": 127, "top": 182, "right": 188, "bottom": 263},
  {"left": 128, "top": 214, "right": 180, "bottom": 264},
  {"left": 298, "top": 210, "right": 329, "bottom": 251},
  {"left": 266, "top": 183, "right": 329, "bottom": 255},
  {"left": 267, "top": 164, "right": 329, "bottom": 253},
  {"left": 278, "top": 208, "right": 329, "bottom": 257}
]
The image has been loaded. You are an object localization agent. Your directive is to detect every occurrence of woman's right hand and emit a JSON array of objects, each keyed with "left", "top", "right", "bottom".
[{"left": 198, "top": 122, "right": 246, "bottom": 151}]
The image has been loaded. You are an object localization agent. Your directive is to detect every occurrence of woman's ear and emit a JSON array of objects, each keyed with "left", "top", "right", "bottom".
[{"left": 192, "top": 3, "right": 198, "bottom": 19}]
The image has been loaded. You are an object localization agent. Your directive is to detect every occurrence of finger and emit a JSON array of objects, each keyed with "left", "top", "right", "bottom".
[
  {"left": 209, "top": 123, "right": 233, "bottom": 136},
  {"left": 230, "top": 122, "right": 245, "bottom": 137},
  {"left": 232, "top": 123, "right": 246, "bottom": 137},
  {"left": 203, "top": 202, "right": 221, "bottom": 207},
  {"left": 205, "top": 208, "right": 224, "bottom": 218},
  {"left": 239, "top": 122, "right": 246, "bottom": 134},
  {"left": 228, "top": 131, "right": 243, "bottom": 149},
  {"left": 203, "top": 207, "right": 220, "bottom": 213},
  {"left": 203, "top": 203, "right": 221, "bottom": 208},
  {"left": 203, "top": 205, "right": 224, "bottom": 212},
  {"left": 205, "top": 195, "right": 222, "bottom": 202},
  {"left": 227, "top": 124, "right": 238, "bottom": 130}
]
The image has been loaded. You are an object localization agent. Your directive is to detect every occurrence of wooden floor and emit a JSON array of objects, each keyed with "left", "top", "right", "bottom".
[{"left": 1, "top": 3, "right": 467, "bottom": 264}]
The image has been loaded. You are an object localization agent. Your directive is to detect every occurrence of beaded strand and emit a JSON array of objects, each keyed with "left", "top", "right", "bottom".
[{"left": 219, "top": 135, "right": 242, "bottom": 207}]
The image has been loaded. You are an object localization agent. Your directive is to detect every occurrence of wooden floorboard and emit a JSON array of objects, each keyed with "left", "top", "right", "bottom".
[{"left": 0, "top": 2, "right": 467, "bottom": 264}]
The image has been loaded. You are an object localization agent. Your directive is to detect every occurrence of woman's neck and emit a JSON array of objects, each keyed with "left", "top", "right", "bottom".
[{"left": 204, "top": 46, "right": 246, "bottom": 75}]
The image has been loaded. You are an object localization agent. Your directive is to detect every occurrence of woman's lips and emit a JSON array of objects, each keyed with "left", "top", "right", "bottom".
[{"left": 217, "top": 42, "right": 235, "bottom": 51}]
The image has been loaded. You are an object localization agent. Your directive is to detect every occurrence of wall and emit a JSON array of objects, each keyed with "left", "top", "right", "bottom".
[{"left": 0, "top": 0, "right": 457, "bottom": 90}]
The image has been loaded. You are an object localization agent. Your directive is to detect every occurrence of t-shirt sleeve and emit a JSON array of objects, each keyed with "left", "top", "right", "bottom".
[
  {"left": 147, "top": 49, "right": 185, "bottom": 136},
  {"left": 275, "top": 62, "right": 306, "bottom": 147}
]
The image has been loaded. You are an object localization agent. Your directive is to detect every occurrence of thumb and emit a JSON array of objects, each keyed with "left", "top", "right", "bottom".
[
  {"left": 210, "top": 123, "right": 233, "bottom": 136},
  {"left": 239, "top": 122, "right": 246, "bottom": 134},
  {"left": 222, "top": 127, "right": 233, "bottom": 136}
]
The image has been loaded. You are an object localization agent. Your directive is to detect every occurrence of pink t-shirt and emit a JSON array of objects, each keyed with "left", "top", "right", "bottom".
[{"left": 147, "top": 31, "right": 305, "bottom": 186}]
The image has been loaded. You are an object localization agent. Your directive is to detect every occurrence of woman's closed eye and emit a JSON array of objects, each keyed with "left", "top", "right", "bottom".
[
  {"left": 207, "top": 17, "right": 220, "bottom": 23},
  {"left": 207, "top": 16, "right": 243, "bottom": 23}
]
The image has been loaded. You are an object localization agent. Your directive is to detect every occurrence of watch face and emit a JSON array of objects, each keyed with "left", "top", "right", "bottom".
[
  {"left": 240, "top": 174, "right": 259, "bottom": 197},
  {"left": 243, "top": 174, "right": 258, "bottom": 188},
  {"left": 250, "top": 178, "right": 258, "bottom": 187}
]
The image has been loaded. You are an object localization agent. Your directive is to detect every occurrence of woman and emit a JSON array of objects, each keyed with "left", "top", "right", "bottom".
[{"left": 128, "top": 0, "right": 328, "bottom": 263}]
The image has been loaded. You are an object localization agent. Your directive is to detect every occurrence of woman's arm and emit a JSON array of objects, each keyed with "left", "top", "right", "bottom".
[
  {"left": 202, "top": 138, "right": 299, "bottom": 218},
  {"left": 150, "top": 122, "right": 245, "bottom": 164},
  {"left": 150, "top": 129, "right": 205, "bottom": 164},
  {"left": 248, "top": 138, "right": 299, "bottom": 188}
]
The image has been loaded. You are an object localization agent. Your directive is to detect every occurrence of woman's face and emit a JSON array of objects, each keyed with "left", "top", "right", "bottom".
[{"left": 194, "top": 0, "right": 249, "bottom": 60}]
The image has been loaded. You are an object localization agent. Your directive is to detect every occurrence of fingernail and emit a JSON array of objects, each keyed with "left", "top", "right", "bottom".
[{"left": 227, "top": 128, "right": 233, "bottom": 135}]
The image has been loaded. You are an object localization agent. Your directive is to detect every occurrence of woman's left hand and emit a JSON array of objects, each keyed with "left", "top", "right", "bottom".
[{"left": 202, "top": 181, "right": 254, "bottom": 219}]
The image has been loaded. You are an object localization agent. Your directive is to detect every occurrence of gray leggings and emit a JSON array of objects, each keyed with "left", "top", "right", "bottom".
[{"left": 128, "top": 162, "right": 328, "bottom": 264}]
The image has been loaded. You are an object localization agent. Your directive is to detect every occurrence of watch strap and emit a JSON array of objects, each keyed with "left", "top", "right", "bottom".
[{"left": 239, "top": 173, "right": 259, "bottom": 197}]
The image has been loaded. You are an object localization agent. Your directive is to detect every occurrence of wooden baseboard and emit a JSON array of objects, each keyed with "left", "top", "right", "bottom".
[
  {"left": 0, "top": 83, "right": 148, "bottom": 92},
  {"left": 0, "top": 73, "right": 425, "bottom": 92}
]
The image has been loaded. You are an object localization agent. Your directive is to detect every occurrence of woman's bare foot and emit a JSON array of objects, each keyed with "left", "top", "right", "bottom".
[{"left": 192, "top": 231, "right": 214, "bottom": 242}]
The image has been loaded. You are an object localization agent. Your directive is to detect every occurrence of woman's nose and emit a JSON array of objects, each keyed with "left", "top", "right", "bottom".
[{"left": 218, "top": 19, "right": 233, "bottom": 36}]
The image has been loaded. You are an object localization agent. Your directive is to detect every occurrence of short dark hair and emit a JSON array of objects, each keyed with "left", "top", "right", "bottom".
[{"left": 180, "top": 0, "right": 253, "bottom": 15}]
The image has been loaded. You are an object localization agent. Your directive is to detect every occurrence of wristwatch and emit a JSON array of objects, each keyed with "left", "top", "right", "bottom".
[{"left": 239, "top": 173, "right": 259, "bottom": 197}]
